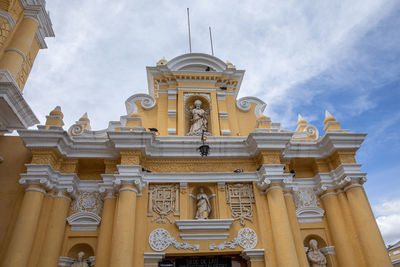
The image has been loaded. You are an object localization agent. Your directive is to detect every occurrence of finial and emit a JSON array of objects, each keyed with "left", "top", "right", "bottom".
[
  {"left": 324, "top": 110, "right": 342, "bottom": 131},
  {"left": 297, "top": 114, "right": 307, "bottom": 125},
  {"left": 45, "top": 106, "right": 64, "bottom": 128},
  {"left": 77, "top": 112, "right": 91, "bottom": 130},
  {"left": 157, "top": 58, "right": 168, "bottom": 66},
  {"left": 324, "top": 110, "right": 336, "bottom": 124}
]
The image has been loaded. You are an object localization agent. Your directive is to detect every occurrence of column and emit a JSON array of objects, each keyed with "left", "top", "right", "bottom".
[
  {"left": 336, "top": 190, "right": 367, "bottom": 266},
  {"left": 37, "top": 192, "right": 71, "bottom": 267},
  {"left": 109, "top": 185, "right": 137, "bottom": 267},
  {"left": 266, "top": 184, "right": 300, "bottom": 267},
  {"left": 320, "top": 190, "right": 358, "bottom": 266},
  {"left": 0, "top": 17, "right": 38, "bottom": 79},
  {"left": 345, "top": 183, "right": 392, "bottom": 266},
  {"left": 1, "top": 184, "right": 45, "bottom": 267},
  {"left": 284, "top": 192, "right": 309, "bottom": 267},
  {"left": 95, "top": 192, "right": 117, "bottom": 267}
]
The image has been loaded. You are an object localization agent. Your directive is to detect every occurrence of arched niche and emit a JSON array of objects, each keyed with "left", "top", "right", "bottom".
[
  {"left": 67, "top": 243, "right": 95, "bottom": 259},
  {"left": 184, "top": 94, "right": 212, "bottom": 135},
  {"left": 304, "top": 234, "right": 334, "bottom": 267},
  {"left": 190, "top": 185, "right": 216, "bottom": 219}
]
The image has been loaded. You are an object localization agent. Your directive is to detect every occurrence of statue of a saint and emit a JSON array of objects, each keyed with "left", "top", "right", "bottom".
[
  {"left": 187, "top": 100, "right": 208, "bottom": 135},
  {"left": 195, "top": 188, "right": 211, "bottom": 219},
  {"left": 71, "top": 251, "right": 89, "bottom": 267},
  {"left": 307, "top": 239, "right": 327, "bottom": 267}
]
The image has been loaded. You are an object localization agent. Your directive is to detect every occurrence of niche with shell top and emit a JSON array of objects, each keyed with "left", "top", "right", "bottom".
[
  {"left": 184, "top": 94, "right": 212, "bottom": 135},
  {"left": 190, "top": 186, "right": 216, "bottom": 219}
]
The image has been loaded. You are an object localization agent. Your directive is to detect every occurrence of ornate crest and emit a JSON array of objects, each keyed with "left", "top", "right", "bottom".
[
  {"left": 148, "top": 184, "right": 179, "bottom": 224},
  {"left": 226, "top": 183, "right": 255, "bottom": 226}
]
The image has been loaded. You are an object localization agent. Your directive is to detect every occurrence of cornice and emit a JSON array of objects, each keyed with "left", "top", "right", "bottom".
[
  {"left": 0, "top": 77, "right": 39, "bottom": 132},
  {"left": 20, "top": 0, "right": 55, "bottom": 49},
  {"left": 282, "top": 132, "right": 367, "bottom": 159},
  {"left": 18, "top": 128, "right": 365, "bottom": 160}
]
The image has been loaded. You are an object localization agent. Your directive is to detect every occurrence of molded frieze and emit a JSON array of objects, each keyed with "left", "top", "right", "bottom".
[{"left": 67, "top": 191, "right": 103, "bottom": 231}]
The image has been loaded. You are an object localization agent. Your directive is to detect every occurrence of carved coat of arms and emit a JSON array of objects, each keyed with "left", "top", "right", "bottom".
[
  {"left": 226, "top": 183, "right": 255, "bottom": 226},
  {"left": 148, "top": 184, "right": 179, "bottom": 223}
]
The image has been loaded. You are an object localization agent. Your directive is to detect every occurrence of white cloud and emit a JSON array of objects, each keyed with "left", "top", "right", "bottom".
[
  {"left": 374, "top": 198, "right": 400, "bottom": 245},
  {"left": 23, "top": 0, "right": 399, "bottom": 131}
]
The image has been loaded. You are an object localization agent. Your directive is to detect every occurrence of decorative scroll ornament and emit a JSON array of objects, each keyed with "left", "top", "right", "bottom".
[
  {"left": 149, "top": 228, "right": 200, "bottom": 252},
  {"left": 226, "top": 183, "right": 255, "bottom": 226},
  {"left": 236, "top": 97, "right": 266, "bottom": 117},
  {"left": 210, "top": 228, "right": 258, "bottom": 250},
  {"left": 148, "top": 184, "right": 179, "bottom": 224},
  {"left": 125, "top": 93, "right": 156, "bottom": 114}
]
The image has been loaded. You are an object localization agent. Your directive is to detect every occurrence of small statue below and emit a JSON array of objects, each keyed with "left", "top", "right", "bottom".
[
  {"left": 190, "top": 187, "right": 213, "bottom": 219},
  {"left": 71, "top": 251, "right": 89, "bottom": 267},
  {"left": 187, "top": 100, "right": 210, "bottom": 136},
  {"left": 307, "top": 239, "right": 327, "bottom": 267}
]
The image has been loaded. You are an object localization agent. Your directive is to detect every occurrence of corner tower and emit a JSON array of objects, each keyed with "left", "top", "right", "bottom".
[{"left": 0, "top": 0, "right": 54, "bottom": 133}]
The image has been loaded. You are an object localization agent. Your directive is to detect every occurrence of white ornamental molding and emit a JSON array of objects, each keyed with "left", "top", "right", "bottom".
[
  {"left": 256, "top": 164, "right": 294, "bottom": 191},
  {"left": 68, "top": 191, "right": 103, "bottom": 231},
  {"left": 293, "top": 188, "right": 325, "bottom": 223},
  {"left": 125, "top": 94, "right": 156, "bottom": 114},
  {"left": 236, "top": 97, "right": 266, "bottom": 117},
  {"left": 19, "top": 164, "right": 78, "bottom": 197},
  {"left": 210, "top": 228, "right": 258, "bottom": 250},
  {"left": 292, "top": 124, "right": 319, "bottom": 140},
  {"left": 148, "top": 228, "right": 200, "bottom": 252}
]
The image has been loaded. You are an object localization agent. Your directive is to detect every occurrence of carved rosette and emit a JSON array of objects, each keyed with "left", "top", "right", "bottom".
[
  {"left": 148, "top": 228, "right": 199, "bottom": 252},
  {"left": 68, "top": 192, "right": 103, "bottom": 231},
  {"left": 71, "top": 191, "right": 103, "bottom": 215}
]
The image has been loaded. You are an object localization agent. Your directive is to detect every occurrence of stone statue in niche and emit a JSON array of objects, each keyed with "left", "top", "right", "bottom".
[
  {"left": 187, "top": 99, "right": 209, "bottom": 136},
  {"left": 190, "top": 187, "right": 215, "bottom": 219},
  {"left": 307, "top": 239, "right": 327, "bottom": 267},
  {"left": 71, "top": 251, "right": 89, "bottom": 267}
]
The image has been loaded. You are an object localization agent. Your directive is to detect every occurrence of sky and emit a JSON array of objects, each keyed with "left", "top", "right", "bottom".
[{"left": 20, "top": 0, "right": 400, "bottom": 245}]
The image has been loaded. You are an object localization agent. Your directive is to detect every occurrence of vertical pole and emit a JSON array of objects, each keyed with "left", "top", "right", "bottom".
[
  {"left": 187, "top": 8, "right": 192, "bottom": 53},
  {"left": 209, "top": 26, "right": 214, "bottom": 56}
]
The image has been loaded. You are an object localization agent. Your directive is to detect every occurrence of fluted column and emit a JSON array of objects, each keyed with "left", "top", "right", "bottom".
[
  {"left": 37, "top": 192, "right": 71, "bottom": 267},
  {"left": 0, "top": 17, "right": 38, "bottom": 79},
  {"left": 345, "top": 183, "right": 392, "bottom": 266},
  {"left": 266, "top": 184, "right": 300, "bottom": 267},
  {"left": 95, "top": 192, "right": 117, "bottom": 267},
  {"left": 1, "top": 184, "right": 45, "bottom": 267},
  {"left": 109, "top": 185, "right": 137, "bottom": 267},
  {"left": 284, "top": 192, "right": 309, "bottom": 267},
  {"left": 320, "top": 190, "right": 358, "bottom": 266}
]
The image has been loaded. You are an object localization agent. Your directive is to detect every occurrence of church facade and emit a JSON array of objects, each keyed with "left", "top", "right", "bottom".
[{"left": 0, "top": 1, "right": 393, "bottom": 267}]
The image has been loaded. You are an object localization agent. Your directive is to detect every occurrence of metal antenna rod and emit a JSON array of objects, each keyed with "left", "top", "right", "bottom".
[
  {"left": 209, "top": 26, "right": 214, "bottom": 56},
  {"left": 187, "top": 8, "right": 192, "bottom": 53}
]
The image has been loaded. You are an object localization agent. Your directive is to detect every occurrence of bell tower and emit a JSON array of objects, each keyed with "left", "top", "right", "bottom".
[{"left": 0, "top": 0, "right": 54, "bottom": 133}]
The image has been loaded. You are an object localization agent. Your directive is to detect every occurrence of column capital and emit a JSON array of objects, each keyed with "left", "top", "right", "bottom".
[
  {"left": 99, "top": 165, "right": 146, "bottom": 195},
  {"left": 19, "top": 164, "right": 79, "bottom": 198},
  {"left": 256, "top": 164, "right": 293, "bottom": 191}
]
